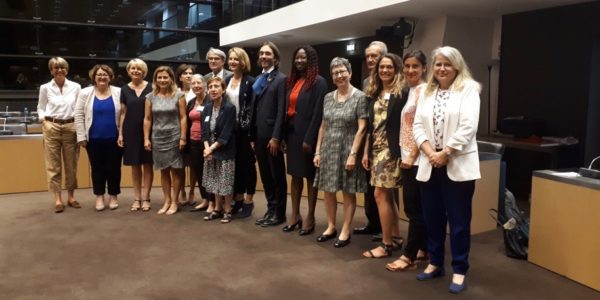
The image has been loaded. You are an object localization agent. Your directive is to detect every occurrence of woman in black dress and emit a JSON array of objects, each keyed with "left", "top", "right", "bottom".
[
  {"left": 118, "top": 58, "right": 153, "bottom": 212},
  {"left": 283, "top": 45, "right": 327, "bottom": 235}
]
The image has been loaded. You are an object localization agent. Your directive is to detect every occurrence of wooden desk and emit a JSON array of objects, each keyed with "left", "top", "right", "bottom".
[
  {"left": 529, "top": 170, "right": 600, "bottom": 292},
  {"left": 0, "top": 135, "right": 91, "bottom": 194},
  {"left": 478, "top": 136, "right": 563, "bottom": 168},
  {"left": 397, "top": 153, "right": 501, "bottom": 235}
]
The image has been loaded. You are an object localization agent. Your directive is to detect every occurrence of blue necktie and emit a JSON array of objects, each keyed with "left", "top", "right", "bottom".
[{"left": 252, "top": 72, "right": 267, "bottom": 95}]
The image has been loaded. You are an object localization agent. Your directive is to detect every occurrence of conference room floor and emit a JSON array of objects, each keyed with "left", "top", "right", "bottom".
[{"left": 0, "top": 188, "right": 597, "bottom": 299}]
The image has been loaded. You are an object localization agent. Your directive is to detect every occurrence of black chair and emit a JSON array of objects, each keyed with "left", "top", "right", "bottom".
[
  {"left": 478, "top": 140, "right": 507, "bottom": 220},
  {"left": 478, "top": 140, "right": 505, "bottom": 156}
]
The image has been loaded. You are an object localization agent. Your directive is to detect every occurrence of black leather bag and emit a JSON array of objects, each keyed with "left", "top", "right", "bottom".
[{"left": 489, "top": 189, "right": 529, "bottom": 259}]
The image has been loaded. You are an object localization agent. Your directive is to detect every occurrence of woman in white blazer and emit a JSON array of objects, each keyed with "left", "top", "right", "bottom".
[
  {"left": 412, "top": 46, "right": 480, "bottom": 294},
  {"left": 75, "top": 64, "right": 122, "bottom": 212}
]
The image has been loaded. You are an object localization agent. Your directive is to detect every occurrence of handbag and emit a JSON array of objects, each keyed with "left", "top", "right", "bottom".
[
  {"left": 489, "top": 189, "right": 530, "bottom": 259},
  {"left": 238, "top": 99, "right": 253, "bottom": 131}
]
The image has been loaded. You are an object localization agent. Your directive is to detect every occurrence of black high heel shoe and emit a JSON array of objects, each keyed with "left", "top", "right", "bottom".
[
  {"left": 299, "top": 224, "right": 315, "bottom": 236},
  {"left": 282, "top": 219, "right": 302, "bottom": 232}
]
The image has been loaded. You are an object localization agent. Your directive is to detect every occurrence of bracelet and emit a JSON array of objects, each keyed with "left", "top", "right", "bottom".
[
  {"left": 349, "top": 151, "right": 357, "bottom": 156},
  {"left": 314, "top": 153, "right": 320, "bottom": 156}
]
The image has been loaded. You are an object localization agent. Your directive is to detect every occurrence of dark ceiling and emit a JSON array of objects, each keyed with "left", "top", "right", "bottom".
[{"left": 0, "top": 0, "right": 223, "bottom": 26}]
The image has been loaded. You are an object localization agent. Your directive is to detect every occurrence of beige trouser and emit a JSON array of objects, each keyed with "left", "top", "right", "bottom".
[{"left": 42, "top": 121, "right": 79, "bottom": 192}]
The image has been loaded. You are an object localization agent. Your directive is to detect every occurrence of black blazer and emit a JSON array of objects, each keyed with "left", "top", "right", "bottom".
[
  {"left": 201, "top": 99, "right": 237, "bottom": 160},
  {"left": 285, "top": 75, "right": 327, "bottom": 149},
  {"left": 366, "top": 88, "right": 409, "bottom": 159},
  {"left": 224, "top": 73, "right": 255, "bottom": 130},
  {"left": 251, "top": 69, "right": 287, "bottom": 141}
]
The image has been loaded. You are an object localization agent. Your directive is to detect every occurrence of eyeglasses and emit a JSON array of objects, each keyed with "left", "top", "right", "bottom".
[{"left": 332, "top": 70, "right": 348, "bottom": 77}]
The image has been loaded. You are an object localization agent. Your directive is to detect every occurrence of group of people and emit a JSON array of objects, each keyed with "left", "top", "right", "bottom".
[{"left": 37, "top": 40, "right": 481, "bottom": 293}]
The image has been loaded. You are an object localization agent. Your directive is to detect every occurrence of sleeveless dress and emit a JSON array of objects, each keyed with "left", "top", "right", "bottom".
[
  {"left": 147, "top": 92, "right": 184, "bottom": 170},
  {"left": 120, "top": 83, "right": 153, "bottom": 165},
  {"left": 370, "top": 96, "right": 401, "bottom": 188}
]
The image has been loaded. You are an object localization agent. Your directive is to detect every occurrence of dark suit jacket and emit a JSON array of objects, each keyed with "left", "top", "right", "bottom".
[
  {"left": 203, "top": 69, "right": 233, "bottom": 82},
  {"left": 224, "top": 73, "right": 255, "bottom": 129},
  {"left": 201, "top": 99, "right": 237, "bottom": 160},
  {"left": 366, "top": 88, "right": 409, "bottom": 159},
  {"left": 285, "top": 75, "right": 327, "bottom": 149},
  {"left": 252, "top": 69, "right": 287, "bottom": 141}
]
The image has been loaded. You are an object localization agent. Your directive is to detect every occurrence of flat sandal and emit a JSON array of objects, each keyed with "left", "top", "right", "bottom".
[{"left": 130, "top": 200, "right": 141, "bottom": 212}]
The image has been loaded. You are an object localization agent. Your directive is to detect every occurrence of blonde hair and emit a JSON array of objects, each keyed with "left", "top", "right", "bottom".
[
  {"left": 425, "top": 46, "right": 480, "bottom": 95},
  {"left": 228, "top": 47, "right": 251, "bottom": 73},
  {"left": 151, "top": 66, "right": 178, "bottom": 96},
  {"left": 126, "top": 58, "right": 148, "bottom": 78},
  {"left": 48, "top": 57, "right": 69, "bottom": 72},
  {"left": 365, "top": 53, "right": 405, "bottom": 98}
]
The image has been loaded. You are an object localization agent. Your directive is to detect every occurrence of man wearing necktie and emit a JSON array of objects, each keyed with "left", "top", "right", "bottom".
[
  {"left": 203, "top": 47, "right": 233, "bottom": 83},
  {"left": 252, "top": 41, "right": 288, "bottom": 227}
]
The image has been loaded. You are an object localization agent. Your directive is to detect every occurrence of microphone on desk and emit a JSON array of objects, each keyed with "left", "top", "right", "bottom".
[{"left": 579, "top": 155, "right": 600, "bottom": 179}]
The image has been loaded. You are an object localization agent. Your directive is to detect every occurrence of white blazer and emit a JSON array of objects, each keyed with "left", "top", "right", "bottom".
[
  {"left": 74, "top": 85, "right": 121, "bottom": 142},
  {"left": 413, "top": 80, "right": 481, "bottom": 182}
]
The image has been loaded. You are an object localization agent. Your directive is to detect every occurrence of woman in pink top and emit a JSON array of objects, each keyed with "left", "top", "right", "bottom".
[{"left": 386, "top": 50, "right": 429, "bottom": 271}]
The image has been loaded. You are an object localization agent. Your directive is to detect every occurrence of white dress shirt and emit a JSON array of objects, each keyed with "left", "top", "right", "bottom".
[{"left": 37, "top": 78, "right": 81, "bottom": 120}]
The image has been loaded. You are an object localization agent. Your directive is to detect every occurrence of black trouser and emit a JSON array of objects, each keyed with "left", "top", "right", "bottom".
[
  {"left": 87, "top": 138, "right": 122, "bottom": 196},
  {"left": 233, "top": 130, "right": 257, "bottom": 195},
  {"left": 401, "top": 166, "right": 427, "bottom": 260},
  {"left": 190, "top": 140, "right": 214, "bottom": 201},
  {"left": 255, "top": 136, "right": 287, "bottom": 219},
  {"left": 363, "top": 182, "right": 381, "bottom": 232}
]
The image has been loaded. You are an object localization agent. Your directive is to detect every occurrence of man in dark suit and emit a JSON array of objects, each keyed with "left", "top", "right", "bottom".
[
  {"left": 251, "top": 41, "right": 287, "bottom": 227},
  {"left": 355, "top": 41, "right": 388, "bottom": 238},
  {"left": 203, "top": 47, "right": 233, "bottom": 81}
]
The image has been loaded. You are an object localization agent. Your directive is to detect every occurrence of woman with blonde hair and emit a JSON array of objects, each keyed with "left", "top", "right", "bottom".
[
  {"left": 225, "top": 47, "right": 257, "bottom": 218},
  {"left": 118, "top": 58, "right": 153, "bottom": 212},
  {"left": 413, "top": 46, "right": 481, "bottom": 293},
  {"left": 37, "top": 57, "right": 82, "bottom": 213},
  {"left": 143, "top": 66, "right": 187, "bottom": 215}
]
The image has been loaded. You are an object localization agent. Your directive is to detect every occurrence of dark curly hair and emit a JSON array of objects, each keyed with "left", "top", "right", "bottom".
[{"left": 286, "top": 45, "right": 319, "bottom": 91}]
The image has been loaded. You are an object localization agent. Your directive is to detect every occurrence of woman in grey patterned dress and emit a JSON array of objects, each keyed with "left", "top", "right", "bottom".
[
  {"left": 313, "top": 57, "right": 368, "bottom": 248},
  {"left": 143, "top": 66, "right": 187, "bottom": 215}
]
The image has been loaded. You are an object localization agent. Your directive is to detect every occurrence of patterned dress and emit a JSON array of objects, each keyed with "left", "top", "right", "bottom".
[
  {"left": 314, "top": 89, "right": 368, "bottom": 193},
  {"left": 370, "top": 96, "right": 401, "bottom": 188},
  {"left": 147, "top": 92, "right": 184, "bottom": 170},
  {"left": 202, "top": 105, "right": 236, "bottom": 196}
]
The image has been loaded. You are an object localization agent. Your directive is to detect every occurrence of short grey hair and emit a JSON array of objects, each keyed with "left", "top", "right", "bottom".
[
  {"left": 191, "top": 74, "right": 207, "bottom": 90},
  {"left": 206, "top": 47, "right": 226, "bottom": 60},
  {"left": 329, "top": 57, "right": 352, "bottom": 74},
  {"left": 366, "top": 41, "right": 388, "bottom": 56}
]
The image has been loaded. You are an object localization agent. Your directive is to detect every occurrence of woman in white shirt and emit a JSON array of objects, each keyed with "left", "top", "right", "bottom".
[
  {"left": 412, "top": 46, "right": 481, "bottom": 294},
  {"left": 37, "top": 57, "right": 82, "bottom": 213}
]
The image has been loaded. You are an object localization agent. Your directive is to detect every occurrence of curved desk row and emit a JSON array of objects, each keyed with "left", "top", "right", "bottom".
[{"left": 530, "top": 170, "right": 600, "bottom": 291}]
